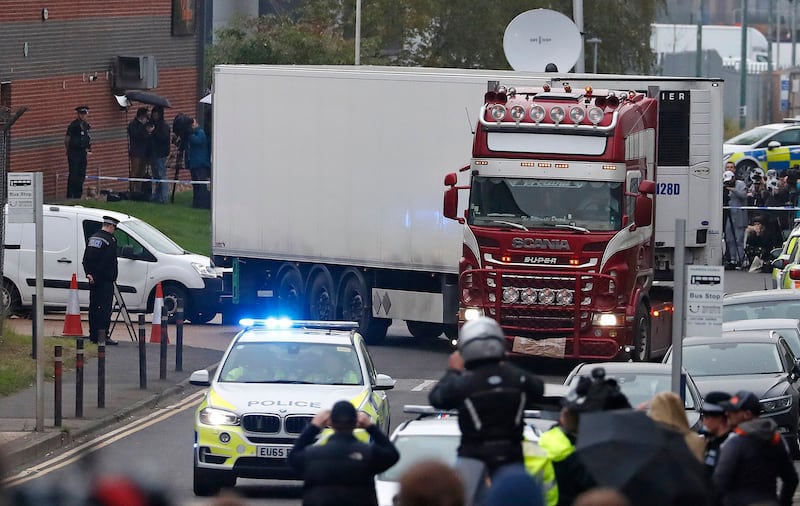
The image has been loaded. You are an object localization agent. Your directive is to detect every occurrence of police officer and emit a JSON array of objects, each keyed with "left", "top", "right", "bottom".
[
  {"left": 65, "top": 105, "right": 92, "bottom": 199},
  {"left": 82, "top": 216, "right": 119, "bottom": 345},
  {"left": 289, "top": 400, "right": 399, "bottom": 506},
  {"left": 428, "top": 317, "right": 545, "bottom": 475}
]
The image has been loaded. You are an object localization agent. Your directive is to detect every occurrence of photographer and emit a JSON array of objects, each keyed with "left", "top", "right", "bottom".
[
  {"left": 745, "top": 216, "right": 775, "bottom": 272},
  {"left": 723, "top": 168, "right": 748, "bottom": 269}
]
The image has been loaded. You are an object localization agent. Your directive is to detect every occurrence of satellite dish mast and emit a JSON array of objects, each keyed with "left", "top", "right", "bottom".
[{"left": 503, "top": 9, "right": 582, "bottom": 72}]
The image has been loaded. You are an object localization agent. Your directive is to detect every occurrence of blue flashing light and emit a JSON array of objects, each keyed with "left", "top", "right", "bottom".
[
  {"left": 239, "top": 318, "right": 255, "bottom": 327},
  {"left": 237, "top": 318, "right": 359, "bottom": 331}
]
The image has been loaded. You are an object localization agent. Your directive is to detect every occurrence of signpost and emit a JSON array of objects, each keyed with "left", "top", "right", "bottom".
[{"left": 685, "top": 265, "right": 725, "bottom": 337}]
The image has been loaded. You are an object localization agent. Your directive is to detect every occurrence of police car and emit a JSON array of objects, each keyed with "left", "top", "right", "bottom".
[
  {"left": 772, "top": 221, "right": 800, "bottom": 288},
  {"left": 724, "top": 120, "right": 800, "bottom": 181},
  {"left": 189, "top": 318, "right": 395, "bottom": 496}
]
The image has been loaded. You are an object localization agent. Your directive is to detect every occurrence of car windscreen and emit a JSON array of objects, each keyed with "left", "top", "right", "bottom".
[
  {"left": 566, "top": 373, "right": 696, "bottom": 409},
  {"left": 218, "top": 341, "right": 363, "bottom": 385},
  {"left": 725, "top": 126, "right": 777, "bottom": 146},
  {"left": 682, "top": 343, "right": 784, "bottom": 376},
  {"left": 378, "top": 434, "right": 460, "bottom": 481},
  {"left": 723, "top": 300, "right": 800, "bottom": 322},
  {"left": 123, "top": 219, "right": 185, "bottom": 255}
]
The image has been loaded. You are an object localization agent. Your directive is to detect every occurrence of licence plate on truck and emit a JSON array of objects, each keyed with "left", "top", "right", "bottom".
[{"left": 257, "top": 445, "right": 291, "bottom": 458}]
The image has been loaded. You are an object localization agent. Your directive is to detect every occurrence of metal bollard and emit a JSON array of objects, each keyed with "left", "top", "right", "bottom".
[
  {"left": 76, "top": 338, "right": 84, "bottom": 418},
  {"left": 97, "top": 329, "right": 106, "bottom": 409},
  {"left": 138, "top": 314, "right": 147, "bottom": 390},
  {"left": 54, "top": 346, "right": 62, "bottom": 427},
  {"left": 175, "top": 298, "right": 183, "bottom": 372},
  {"left": 160, "top": 305, "right": 168, "bottom": 380}
]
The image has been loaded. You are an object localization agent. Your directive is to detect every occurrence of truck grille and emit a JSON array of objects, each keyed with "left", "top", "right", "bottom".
[{"left": 242, "top": 414, "right": 281, "bottom": 433}]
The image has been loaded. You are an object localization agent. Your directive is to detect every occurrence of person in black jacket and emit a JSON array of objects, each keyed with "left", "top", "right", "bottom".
[
  {"left": 428, "top": 317, "right": 544, "bottom": 476},
  {"left": 82, "top": 216, "right": 120, "bottom": 345},
  {"left": 288, "top": 400, "right": 399, "bottom": 506},
  {"left": 147, "top": 106, "right": 171, "bottom": 204},
  {"left": 698, "top": 391, "right": 732, "bottom": 479},
  {"left": 127, "top": 107, "right": 151, "bottom": 196},
  {"left": 713, "top": 390, "right": 798, "bottom": 506},
  {"left": 64, "top": 105, "right": 92, "bottom": 199}
]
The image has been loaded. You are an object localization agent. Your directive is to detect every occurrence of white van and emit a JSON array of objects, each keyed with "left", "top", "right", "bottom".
[{"left": 2, "top": 205, "right": 222, "bottom": 323}]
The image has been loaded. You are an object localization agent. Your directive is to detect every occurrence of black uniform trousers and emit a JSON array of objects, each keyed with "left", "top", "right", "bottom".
[
  {"left": 67, "top": 151, "right": 87, "bottom": 198},
  {"left": 88, "top": 280, "right": 113, "bottom": 342}
]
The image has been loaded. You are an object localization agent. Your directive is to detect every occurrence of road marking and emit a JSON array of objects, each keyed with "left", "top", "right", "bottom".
[
  {"left": 3, "top": 390, "right": 206, "bottom": 488},
  {"left": 411, "top": 379, "right": 437, "bottom": 391}
]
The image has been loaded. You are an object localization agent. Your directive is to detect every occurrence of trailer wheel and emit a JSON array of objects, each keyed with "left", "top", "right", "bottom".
[
  {"left": 276, "top": 267, "right": 304, "bottom": 319},
  {"left": 632, "top": 302, "right": 651, "bottom": 362},
  {"left": 406, "top": 321, "right": 443, "bottom": 339},
  {"left": 308, "top": 268, "right": 336, "bottom": 321},
  {"left": 340, "top": 270, "right": 389, "bottom": 345}
]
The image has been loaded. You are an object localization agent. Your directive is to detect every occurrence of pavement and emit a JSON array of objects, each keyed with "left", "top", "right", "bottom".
[{"left": 0, "top": 316, "right": 224, "bottom": 473}]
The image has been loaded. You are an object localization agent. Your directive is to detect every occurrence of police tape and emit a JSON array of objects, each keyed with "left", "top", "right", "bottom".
[
  {"left": 723, "top": 205, "right": 800, "bottom": 211},
  {"left": 85, "top": 175, "right": 210, "bottom": 185}
]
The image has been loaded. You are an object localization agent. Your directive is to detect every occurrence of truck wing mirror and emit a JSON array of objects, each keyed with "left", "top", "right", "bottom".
[
  {"left": 634, "top": 194, "right": 653, "bottom": 227},
  {"left": 444, "top": 172, "right": 458, "bottom": 186},
  {"left": 444, "top": 187, "right": 464, "bottom": 223},
  {"left": 638, "top": 179, "right": 656, "bottom": 195}
]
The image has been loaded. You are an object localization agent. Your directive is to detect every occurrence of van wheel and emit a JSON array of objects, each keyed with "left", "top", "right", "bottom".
[
  {"left": 161, "top": 284, "right": 188, "bottom": 323},
  {"left": 340, "top": 269, "right": 389, "bottom": 345},
  {"left": 1, "top": 280, "right": 21, "bottom": 317},
  {"left": 307, "top": 268, "right": 336, "bottom": 321}
]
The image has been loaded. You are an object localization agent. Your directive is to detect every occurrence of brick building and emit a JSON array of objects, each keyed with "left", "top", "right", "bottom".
[{"left": 0, "top": 0, "right": 206, "bottom": 198}]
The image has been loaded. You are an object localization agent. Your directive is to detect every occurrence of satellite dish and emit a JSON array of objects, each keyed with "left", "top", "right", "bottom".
[{"left": 503, "top": 9, "right": 582, "bottom": 72}]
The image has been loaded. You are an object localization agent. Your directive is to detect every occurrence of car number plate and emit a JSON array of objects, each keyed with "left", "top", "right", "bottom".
[{"left": 257, "top": 445, "right": 291, "bottom": 458}]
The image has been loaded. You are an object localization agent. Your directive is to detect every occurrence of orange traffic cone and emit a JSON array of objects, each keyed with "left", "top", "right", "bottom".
[
  {"left": 149, "top": 282, "right": 167, "bottom": 343},
  {"left": 62, "top": 273, "right": 84, "bottom": 336}
]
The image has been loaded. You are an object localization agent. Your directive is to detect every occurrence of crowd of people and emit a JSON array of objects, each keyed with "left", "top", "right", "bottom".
[
  {"left": 723, "top": 161, "right": 799, "bottom": 271},
  {"left": 64, "top": 104, "right": 212, "bottom": 209}
]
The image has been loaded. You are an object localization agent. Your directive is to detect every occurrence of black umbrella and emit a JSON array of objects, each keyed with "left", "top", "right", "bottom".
[
  {"left": 576, "top": 410, "right": 712, "bottom": 506},
  {"left": 125, "top": 90, "right": 172, "bottom": 108}
]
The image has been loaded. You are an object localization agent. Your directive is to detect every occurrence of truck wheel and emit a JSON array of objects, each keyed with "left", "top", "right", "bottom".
[
  {"left": 1, "top": 280, "right": 21, "bottom": 317},
  {"left": 308, "top": 269, "right": 336, "bottom": 321},
  {"left": 340, "top": 270, "right": 389, "bottom": 345},
  {"left": 632, "top": 302, "right": 651, "bottom": 362},
  {"left": 188, "top": 310, "right": 217, "bottom": 324},
  {"left": 406, "top": 320, "right": 444, "bottom": 339},
  {"left": 161, "top": 284, "right": 188, "bottom": 324},
  {"left": 276, "top": 267, "right": 304, "bottom": 319}
]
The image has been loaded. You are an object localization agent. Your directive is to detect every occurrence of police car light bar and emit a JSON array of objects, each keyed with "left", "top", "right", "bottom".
[
  {"left": 238, "top": 318, "right": 360, "bottom": 331},
  {"left": 404, "top": 404, "right": 557, "bottom": 421}
]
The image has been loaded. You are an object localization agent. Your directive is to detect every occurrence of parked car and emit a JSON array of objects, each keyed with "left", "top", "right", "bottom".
[
  {"left": 723, "top": 120, "right": 800, "bottom": 180},
  {"left": 723, "top": 289, "right": 800, "bottom": 323},
  {"left": 2, "top": 204, "right": 223, "bottom": 323},
  {"left": 189, "top": 319, "right": 395, "bottom": 496},
  {"left": 723, "top": 319, "right": 800, "bottom": 355},
  {"left": 771, "top": 222, "right": 800, "bottom": 288},
  {"left": 563, "top": 362, "right": 703, "bottom": 430},
  {"left": 664, "top": 334, "right": 800, "bottom": 458}
]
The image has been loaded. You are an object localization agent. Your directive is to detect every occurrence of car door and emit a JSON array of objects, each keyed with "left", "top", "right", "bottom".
[
  {"left": 357, "top": 338, "right": 390, "bottom": 431},
  {"left": 762, "top": 128, "right": 800, "bottom": 173},
  {"left": 17, "top": 213, "right": 78, "bottom": 306},
  {"left": 80, "top": 217, "right": 152, "bottom": 311}
]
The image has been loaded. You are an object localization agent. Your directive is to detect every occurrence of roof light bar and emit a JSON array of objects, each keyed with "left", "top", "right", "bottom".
[{"left": 239, "top": 318, "right": 359, "bottom": 330}]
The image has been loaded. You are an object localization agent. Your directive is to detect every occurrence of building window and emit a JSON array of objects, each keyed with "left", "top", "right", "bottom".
[{"left": 172, "top": 0, "right": 196, "bottom": 36}]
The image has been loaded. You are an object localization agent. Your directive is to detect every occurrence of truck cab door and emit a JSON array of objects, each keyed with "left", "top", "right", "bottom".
[{"left": 80, "top": 218, "right": 151, "bottom": 311}]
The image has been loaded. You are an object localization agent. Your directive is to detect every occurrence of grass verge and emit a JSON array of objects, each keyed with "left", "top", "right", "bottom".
[{"left": 0, "top": 325, "right": 96, "bottom": 397}]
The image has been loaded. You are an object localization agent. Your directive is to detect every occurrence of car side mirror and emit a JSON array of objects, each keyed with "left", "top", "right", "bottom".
[
  {"left": 374, "top": 373, "right": 395, "bottom": 391},
  {"left": 773, "top": 258, "right": 786, "bottom": 270},
  {"left": 190, "top": 369, "right": 211, "bottom": 386},
  {"left": 768, "top": 140, "right": 781, "bottom": 149}
]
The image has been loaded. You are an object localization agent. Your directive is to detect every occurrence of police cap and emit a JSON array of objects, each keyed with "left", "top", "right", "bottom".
[
  {"left": 75, "top": 105, "right": 90, "bottom": 114},
  {"left": 102, "top": 216, "right": 120, "bottom": 227}
]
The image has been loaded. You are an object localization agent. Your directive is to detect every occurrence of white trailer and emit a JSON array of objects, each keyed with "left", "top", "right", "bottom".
[{"left": 211, "top": 65, "right": 722, "bottom": 344}]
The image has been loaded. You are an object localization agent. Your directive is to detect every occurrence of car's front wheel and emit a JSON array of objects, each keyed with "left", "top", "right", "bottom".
[
  {"left": 735, "top": 159, "right": 760, "bottom": 183},
  {"left": 193, "top": 461, "right": 235, "bottom": 496}
]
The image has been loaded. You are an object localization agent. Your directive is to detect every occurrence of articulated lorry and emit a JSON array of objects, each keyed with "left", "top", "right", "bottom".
[{"left": 212, "top": 66, "right": 722, "bottom": 358}]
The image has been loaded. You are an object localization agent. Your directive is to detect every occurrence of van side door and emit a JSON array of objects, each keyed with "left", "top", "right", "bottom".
[{"left": 18, "top": 213, "right": 77, "bottom": 307}]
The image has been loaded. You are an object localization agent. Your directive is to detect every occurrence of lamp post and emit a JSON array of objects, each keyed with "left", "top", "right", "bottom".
[
  {"left": 354, "top": 0, "right": 361, "bottom": 65},
  {"left": 587, "top": 37, "right": 602, "bottom": 73},
  {"left": 740, "top": 0, "right": 748, "bottom": 130}
]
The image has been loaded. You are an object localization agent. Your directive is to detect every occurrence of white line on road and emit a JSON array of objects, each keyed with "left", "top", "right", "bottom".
[
  {"left": 3, "top": 390, "right": 206, "bottom": 488},
  {"left": 411, "top": 379, "right": 437, "bottom": 392}
]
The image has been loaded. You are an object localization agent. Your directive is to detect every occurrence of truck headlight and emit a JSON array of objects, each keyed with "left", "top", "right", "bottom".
[
  {"left": 592, "top": 313, "right": 619, "bottom": 326},
  {"left": 461, "top": 307, "right": 484, "bottom": 321},
  {"left": 199, "top": 407, "right": 240, "bottom": 426},
  {"left": 193, "top": 262, "right": 221, "bottom": 279},
  {"left": 760, "top": 395, "right": 792, "bottom": 413}
]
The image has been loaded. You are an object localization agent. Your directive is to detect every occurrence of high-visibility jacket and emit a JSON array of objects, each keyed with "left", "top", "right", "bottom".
[
  {"left": 523, "top": 438, "right": 558, "bottom": 506},
  {"left": 532, "top": 426, "right": 596, "bottom": 506}
]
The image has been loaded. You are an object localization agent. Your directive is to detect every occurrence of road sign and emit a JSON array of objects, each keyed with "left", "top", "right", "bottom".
[
  {"left": 8, "top": 172, "right": 35, "bottom": 223},
  {"left": 685, "top": 265, "right": 724, "bottom": 337}
]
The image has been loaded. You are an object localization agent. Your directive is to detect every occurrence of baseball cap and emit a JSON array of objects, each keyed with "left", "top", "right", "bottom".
[
  {"left": 330, "top": 400, "right": 357, "bottom": 427},
  {"left": 723, "top": 170, "right": 735, "bottom": 182},
  {"left": 721, "top": 390, "right": 761, "bottom": 415},
  {"left": 701, "top": 391, "right": 731, "bottom": 415}
]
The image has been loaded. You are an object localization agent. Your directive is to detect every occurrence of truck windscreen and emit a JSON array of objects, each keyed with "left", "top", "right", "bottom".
[{"left": 468, "top": 177, "right": 623, "bottom": 232}]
